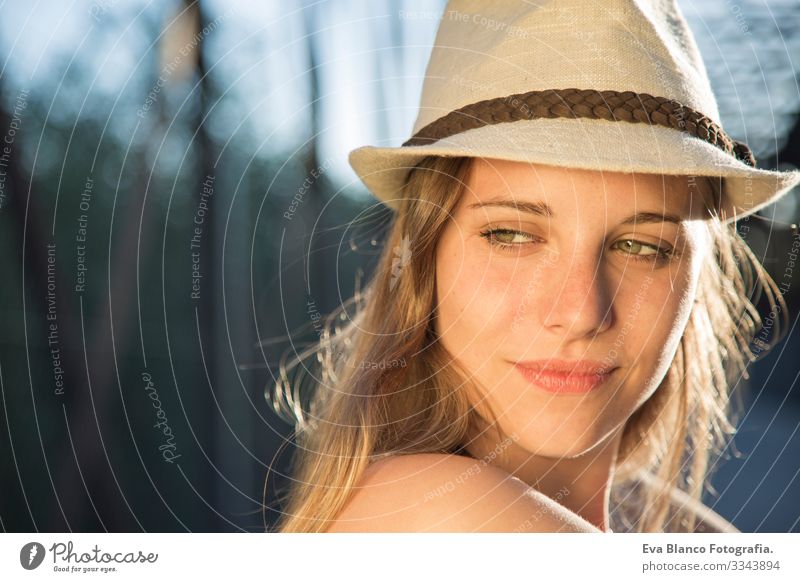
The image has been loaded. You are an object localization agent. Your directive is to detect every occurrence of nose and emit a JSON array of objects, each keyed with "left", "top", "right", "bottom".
[{"left": 537, "top": 244, "right": 614, "bottom": 339}]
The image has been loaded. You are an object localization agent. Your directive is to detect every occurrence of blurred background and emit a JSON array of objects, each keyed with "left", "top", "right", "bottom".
[{"left": 0, "top": 0, "right": 798, "bottom": 533}]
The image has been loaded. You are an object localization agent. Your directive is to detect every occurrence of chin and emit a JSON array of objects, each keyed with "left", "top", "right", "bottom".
[{"left": 504, "top": 416, "right": 617, "bottom": 459}]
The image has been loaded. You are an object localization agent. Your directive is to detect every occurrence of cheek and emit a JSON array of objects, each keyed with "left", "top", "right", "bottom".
[
  {"left": 435, "top": 239, "right": 522, "bottom": 352},
  {"left": 624, "top": 281, "right": 688, "bottom": 356},
  {"left": 624, "top": 256, "right": 702, "bottom": 402}
]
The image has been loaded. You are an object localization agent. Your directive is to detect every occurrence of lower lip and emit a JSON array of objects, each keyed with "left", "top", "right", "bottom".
[{"left": 514, "top": 365, "right": 615, "bottom": 394}]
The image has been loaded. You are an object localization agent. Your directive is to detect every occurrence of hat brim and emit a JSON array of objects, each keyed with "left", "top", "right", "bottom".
[{"left": 349, "top": 117, "right": 800, "bottom": 225}]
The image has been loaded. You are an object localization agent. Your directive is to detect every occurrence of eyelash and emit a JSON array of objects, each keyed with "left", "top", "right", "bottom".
[{"left": 478, "top": 228, "right": 675, "bottom": 263}]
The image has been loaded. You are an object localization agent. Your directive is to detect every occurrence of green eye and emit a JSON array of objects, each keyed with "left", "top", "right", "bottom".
[
  {"left": 493, "top": 230, "right": 531, "bottom": 244},
  {"left": 614, "top": 239, "right": 672, "bottom": 262},
  {"left": 479, "top": 228, "right": 539, "bottom": 252},
  {"left": 617, "top": 240, "right": 656, "bottom": 255}
]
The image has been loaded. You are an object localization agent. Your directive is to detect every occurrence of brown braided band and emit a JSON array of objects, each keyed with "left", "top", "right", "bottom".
[{"left": 402, "top": 88, "right": 756, "bottom": 167}]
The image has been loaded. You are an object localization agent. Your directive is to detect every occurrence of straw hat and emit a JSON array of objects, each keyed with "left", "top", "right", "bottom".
[{"left": 348, "top": 0, "right": 800, "bottom": 224}]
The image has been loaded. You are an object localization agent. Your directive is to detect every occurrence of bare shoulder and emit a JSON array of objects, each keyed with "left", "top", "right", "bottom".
[{"left": 325, "top": 453, "right": 600, "bottom": 533}]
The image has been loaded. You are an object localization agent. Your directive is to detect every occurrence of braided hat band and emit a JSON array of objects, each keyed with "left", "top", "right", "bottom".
[
  {"left": 402, "top": 88, "right": 756, "bottom": 168},
  {"left": 351, "top": 0, "right": 800, "bottom": 223}
]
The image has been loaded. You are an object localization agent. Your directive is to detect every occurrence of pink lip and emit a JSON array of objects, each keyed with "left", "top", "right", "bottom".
[{"left": 514, "top": 359, "right": 617, "bottom": 394}]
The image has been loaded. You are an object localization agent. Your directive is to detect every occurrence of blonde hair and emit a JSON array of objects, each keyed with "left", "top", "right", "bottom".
[{"left": 267, "top": 155, "right": 788, "bottom": 533}]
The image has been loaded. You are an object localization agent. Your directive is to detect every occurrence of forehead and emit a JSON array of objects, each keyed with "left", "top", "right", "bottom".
[{"left": 461, "top": 157, "right": 708, "bottom": 219}]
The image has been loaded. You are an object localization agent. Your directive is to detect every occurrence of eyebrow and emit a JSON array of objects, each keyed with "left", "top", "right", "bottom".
[{"left": 467, "top": 200, "right": 683, "bottom": 225}]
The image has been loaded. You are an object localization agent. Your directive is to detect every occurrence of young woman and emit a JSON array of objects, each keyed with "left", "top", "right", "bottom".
[{"left": 268, "top": 0, "right": 799, "bottom": 533}]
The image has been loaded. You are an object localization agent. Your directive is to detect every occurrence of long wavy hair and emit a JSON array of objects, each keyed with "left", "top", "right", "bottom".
[{"left": 266, "top": 154, "right": 788, "bottom": 533}]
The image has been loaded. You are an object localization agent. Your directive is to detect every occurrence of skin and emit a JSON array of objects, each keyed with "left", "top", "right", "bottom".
[{"left": 433, "top": 158, "right": 713, "bottom": 531}]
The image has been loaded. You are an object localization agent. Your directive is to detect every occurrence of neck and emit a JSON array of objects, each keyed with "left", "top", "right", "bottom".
[{"left": 463, "top": 425, "right": 623, "bottom": 532}]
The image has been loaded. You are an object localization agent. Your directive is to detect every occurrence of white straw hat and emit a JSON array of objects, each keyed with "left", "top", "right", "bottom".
[{"left": 348, "top": 0, "right": 800, "bottom": 224}]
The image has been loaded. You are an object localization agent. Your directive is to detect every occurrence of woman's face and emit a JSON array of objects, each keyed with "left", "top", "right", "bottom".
[{"left": 434, "top": 158, "right": 711, "bottom": 458}]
